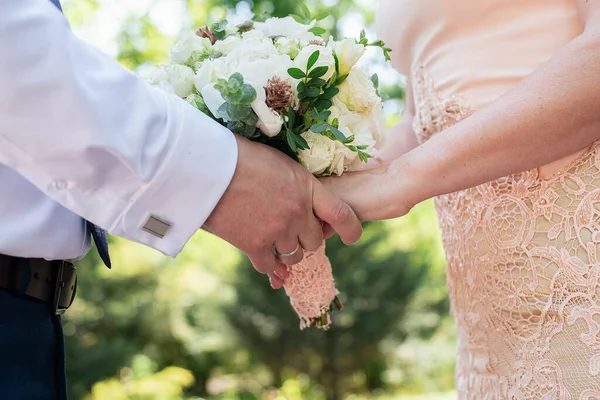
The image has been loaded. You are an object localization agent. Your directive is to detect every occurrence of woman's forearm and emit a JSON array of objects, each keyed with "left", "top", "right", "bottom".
[{"left": 391, "top": 33, "right": 600, "bottom": 208}]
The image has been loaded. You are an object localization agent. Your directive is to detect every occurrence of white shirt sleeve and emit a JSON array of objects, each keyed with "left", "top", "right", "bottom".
[{"left": 0, "top": 0, "right": 238, "bottom": 257}]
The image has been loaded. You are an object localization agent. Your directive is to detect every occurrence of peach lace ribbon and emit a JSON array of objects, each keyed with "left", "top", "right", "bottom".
[{"left": 283, "top": 244, "right": 339, "bottom": 329}]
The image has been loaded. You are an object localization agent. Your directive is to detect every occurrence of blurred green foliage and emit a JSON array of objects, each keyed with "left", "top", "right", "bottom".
[{"left": 61, "top": 0, "right": 456, "bottom": 399}]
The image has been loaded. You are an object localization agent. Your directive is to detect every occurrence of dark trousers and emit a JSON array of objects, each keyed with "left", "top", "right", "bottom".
[{"left": 0, "top": 289, "right": 66, "bottom": 399}]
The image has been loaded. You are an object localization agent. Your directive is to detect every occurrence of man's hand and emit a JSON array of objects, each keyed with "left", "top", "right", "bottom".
[{"left": 203, "top": 135, "right": 362, "bottom": 288}]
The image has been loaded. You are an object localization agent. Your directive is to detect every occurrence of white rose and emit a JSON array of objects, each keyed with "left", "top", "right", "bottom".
[
  {"left": 201, "top": 85, "right": 227, "bottom": 120},
  {"left": 254, "top": 98, "right": 283, "bottom": 136},
  {"left": 298, "top": 131, "right": 337, "bottom": 175},
  {"left": 275, "top": 37, "right": 301, "bottom": 59},
  {"left": 367, "top": 101, "right": 387, "bottom": 148},
  {"left": 334, "top": 38, "right": 366, "bottom": 76},
  {"left": 255, "top": 17, "right": 310, "bottom": 38},
  {"left": 337, "top": 67, "right": 379, "bottom": 113},
  {"left": 170, "top": 33, "right": 213, "bottom": 65},
  {"left": 166, "top": 64, "right": 195, "bottom": 98},
  {"left": 242, "top": 30, "right": 267, "bottom": 40},
  {"left": 298, "top": 131, "right": 357, "bottom": 176},
  {"left": 328, "top": 97, "right": 351, "bottom": 124},
  {"left": 294, "top": 45, "right": 336, "bottom": 82},
  {"left": 213, "top": 35, "right": 242, "bottom": 55},
  {"left": 227, "top": 37, "right": 278, "bottom": 63}
]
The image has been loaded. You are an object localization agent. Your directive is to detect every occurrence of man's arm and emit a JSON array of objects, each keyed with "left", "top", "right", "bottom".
[
  {"left": 0, "top": 0, "right": 237, "bottom": 256},
  {"left": 0, "top": 0, "right": 362, "bottom": 280}
]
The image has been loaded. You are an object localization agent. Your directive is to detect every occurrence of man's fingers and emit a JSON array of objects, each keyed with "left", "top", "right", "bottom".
[
  {"left": 312, "top": 182, "right": 362, "bottom": 245},
  {"left": 248, "top": 252, "right": 279, "bottom": 275},
  {"left": 299, "top": 216, "right": 324, "bottom": 252},
  {"left": 274, "top": 239, "right": 304, "bottom": 265}
]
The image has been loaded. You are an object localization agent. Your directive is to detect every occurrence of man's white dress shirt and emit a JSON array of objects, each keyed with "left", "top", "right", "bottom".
[{"left": 0, "top": 0, "right": 238, "bottom": 260}]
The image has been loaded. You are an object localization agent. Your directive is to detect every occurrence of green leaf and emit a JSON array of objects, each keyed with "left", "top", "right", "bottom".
[
  {"left": 296, "top": 133, "right": 309, "bottom": 150},
  {"left": 288, "top": 68, "right": 306, "bottom": 79},
  {"left": 331, "top": 118, "right": 339, "bottom": 128},
  {"left": 360, "top": 30, "right": 366, "bottom": 41},
  {"left": 304, "top": 87, "right": 321, "bottom": 98},
  {"left": 226, "top": 103, "right": 252, "bottom": 120},
  {"left": 308, "top": 65, "right": 329, "bottom": 79},
  {"left": 216, "top": 103, "right": 229, "bottom": 120},
  {"left": 370, "top": 74, "right": 380, "bottom": 89},
  {"left": 288, "top": 106, "right": 296, "bottom": 127},
  {"left": 328, "top": 125, "right": 348, "bottom": 142},
  {"left": 334, "top": 74, "right": 349, "bottom": 86},
  {"left": 308, "top": 27, "right": 327, "bottom": 36},
  {"left": 314, "top": 11, "right": 329, "bottom": 21},
  {"left": 252, "top": 13, "right": 269, "bottom": 23},
  {"left": 313, "top": 99, "right": 333, "bottom": 111},
  {"left": 229, "top": 72, "right": 244, "bottom": 85},
  {"left": 307, "top": 78, "right": 326, "bottom": 88},
  {"left": 307, "top": 50, "right": 320, "bottom": 70},
  {"left": 321, "top": 86, "right": 340, "bottom": 100},
  {"left": 239, "top": 85, "right": 257, "bottom": 105},
  {"left": 299, "top": 3, "right": 311, "bottom": 20},
  {"left": 297, "top": 81, "right": 306, "bottom": 92},
  {"left": 286, "top": 131, "right": 297, "bottom": 152},
  {"left": 312, "top": 110, "right": 331, "bottom": 121},
  {"left": 310, "top": 123, "right": 328, "bottom": 133},
  {"left": 333, "top": 53, "right": 340, "bottom": 75},
  {"left": 227, "top": 89, "right": 243, "bottom": 104},
  {"left": 290, "top": 14, "right": 305, "bottom": 24}
]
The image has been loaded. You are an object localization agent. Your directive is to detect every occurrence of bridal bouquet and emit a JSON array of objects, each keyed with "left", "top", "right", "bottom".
[{"left": 148, "top": 7, "right": 390, "bottom": 329}]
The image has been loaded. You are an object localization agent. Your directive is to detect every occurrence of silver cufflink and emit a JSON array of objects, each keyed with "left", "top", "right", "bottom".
[{"left": 142, "top": 215, "right": 171, "bottom": 238}]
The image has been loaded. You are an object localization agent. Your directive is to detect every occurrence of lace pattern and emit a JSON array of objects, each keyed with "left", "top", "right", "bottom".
[{"left": 412, "top": 67, "right": 600, "bottom": 399}]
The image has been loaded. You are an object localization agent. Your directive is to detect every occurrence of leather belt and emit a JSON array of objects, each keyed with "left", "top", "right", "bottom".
[{"left": 0, "top": 254, "right": 77, "bottom": 315}]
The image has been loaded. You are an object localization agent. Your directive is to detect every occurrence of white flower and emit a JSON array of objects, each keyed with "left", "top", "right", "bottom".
[
  {"left": 334, "top": 38, "right": 366, "bottom": 76},
  {"left": 194, "top": 58, "right": 230, "bottom": 92},
  {"left": 254, "top": 16, "right": 319, "bottom": 45},
  {"left": 254, "top": 95, "right": 283, "bottom": 136},
  {"left": 201, "top": 85, "right": 226, "bottom": 120},
  {"left": 166, "top": 64, "right": 195, "bottom": 98},
  {"left": 170, "top": 33, "right": 213, "bottom": 65},
  {"left": 337, "top": 67, "right": 379, "bottom": 113},
  {"left": 275, "top": 37, "right": 301, "bottom": 60},
  {"left": 294, "top": 45, "right": 336, "bottom": 82},
  {"left": 213, "top": 35, "right": 242, "bottom": 55},
  {"left": 255, "top": 17, "right": 310, "bottom": 38},
  {"left": 147, "top": 65, "right": 177, "bottom": 94},
  {"left": 298, "top": 131, "right": 338, "bottom": 175},
  {"left": 227, "top": 37, "right": 279, "bottom": 63},
  {"left": 241, "top": 29, "right": 267, "bottom": 40},
  {"left": 298, "top": 131, "right": 357, "bottom": 176}
]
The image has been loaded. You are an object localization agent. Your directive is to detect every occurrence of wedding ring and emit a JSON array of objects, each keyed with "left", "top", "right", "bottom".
[{"left": 273, "top": 244, "right": 301, "bottom": 259}]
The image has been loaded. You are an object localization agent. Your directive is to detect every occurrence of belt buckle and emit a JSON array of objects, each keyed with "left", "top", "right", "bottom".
[{"left": 52, "top": 261, "right": 76, "bottom": 315}]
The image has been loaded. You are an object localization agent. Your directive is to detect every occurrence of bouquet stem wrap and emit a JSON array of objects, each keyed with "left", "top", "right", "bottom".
[{"left": 283, "top": 244, "right": 339, "bottom": 329}]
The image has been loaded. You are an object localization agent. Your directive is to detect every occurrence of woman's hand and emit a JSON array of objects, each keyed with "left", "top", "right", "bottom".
[{"left": 320, "top": 160, "right": 418, "bottom": 223}]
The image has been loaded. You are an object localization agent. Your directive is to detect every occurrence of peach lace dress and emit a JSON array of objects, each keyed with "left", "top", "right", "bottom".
[{"left": 376, "top": 0, "right": 600, "bottom": 398}]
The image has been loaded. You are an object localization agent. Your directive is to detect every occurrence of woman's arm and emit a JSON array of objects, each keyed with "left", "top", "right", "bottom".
[{"left": 331, "top": 1, "right": 600, "bottom": 221}]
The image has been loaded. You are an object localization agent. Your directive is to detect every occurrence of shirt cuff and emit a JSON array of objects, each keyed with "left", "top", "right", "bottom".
[{"left": 113, "top": 92, "right": 238, "bottom": 257}]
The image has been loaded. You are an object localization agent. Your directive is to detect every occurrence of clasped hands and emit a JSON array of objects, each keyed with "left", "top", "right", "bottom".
[{"left": 203, "top": 135, "right": 363, "bottom": 289}]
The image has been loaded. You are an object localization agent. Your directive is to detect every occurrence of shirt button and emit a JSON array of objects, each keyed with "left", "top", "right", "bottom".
[{"left": 54, "top": 179, "right": 68, "bottom": 190}]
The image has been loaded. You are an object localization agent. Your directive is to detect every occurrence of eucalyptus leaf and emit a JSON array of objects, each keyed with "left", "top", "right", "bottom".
[
  {"left": 240, "top": 85, "right": 257, "bottom": 105},
  {"left": 226, "top": 103, "right": 252, "bottom": 121},
  {"left": 288, "top": 106, "right": 296, "bottom": 128}
]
